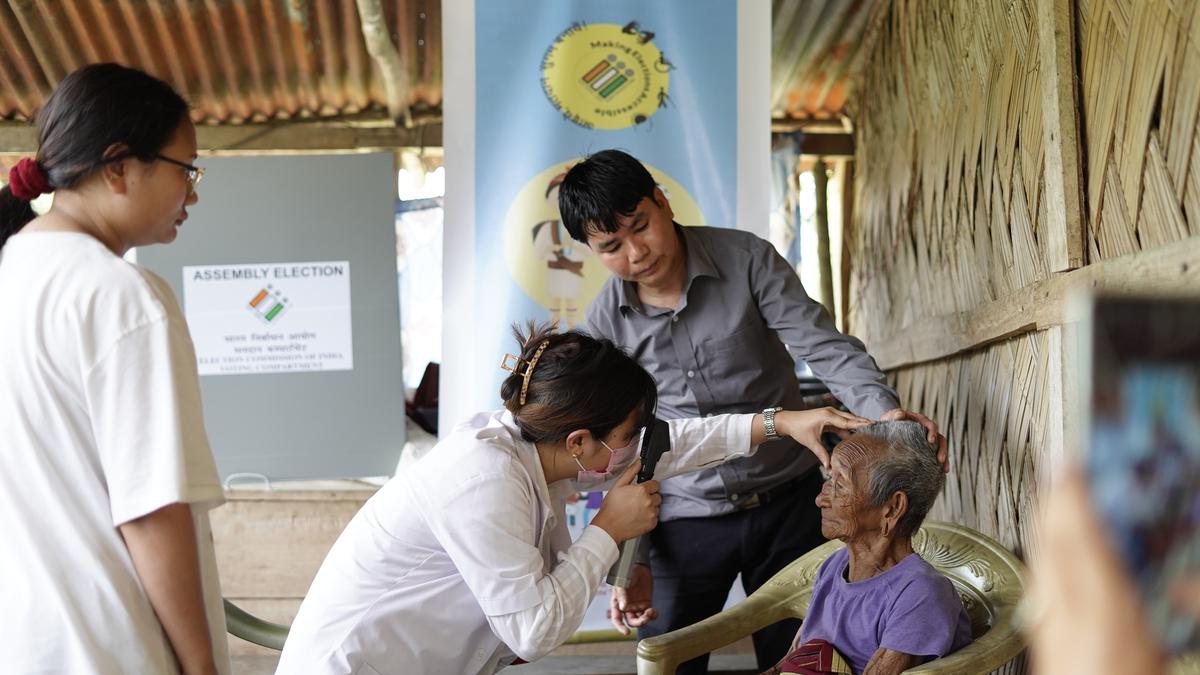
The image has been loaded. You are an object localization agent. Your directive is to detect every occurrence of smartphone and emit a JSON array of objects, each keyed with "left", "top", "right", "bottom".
[{"left": 1084, "top": 295, "right": 1200, "bottom": 653}]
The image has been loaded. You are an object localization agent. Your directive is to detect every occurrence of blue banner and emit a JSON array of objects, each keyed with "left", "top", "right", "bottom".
[{"left": 443, "top": 0, "right": 767, "bottom": 433}]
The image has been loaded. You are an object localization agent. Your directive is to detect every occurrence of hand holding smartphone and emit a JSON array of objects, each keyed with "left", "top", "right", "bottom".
[{"left": 1084, "top": 295, "right": 1200, "bottom": 653}]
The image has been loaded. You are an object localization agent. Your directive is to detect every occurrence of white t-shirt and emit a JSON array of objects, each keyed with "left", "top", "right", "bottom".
[
  {"left": 276, "top": 409, "right": 755, "bottom": 675},
  {"left": 0, "top": 232, "right": 230, "bottom": 674}
]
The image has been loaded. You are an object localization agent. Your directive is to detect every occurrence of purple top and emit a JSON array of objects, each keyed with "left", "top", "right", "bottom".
[{"left": 799, "top": 547, "right": 972, "bottom": 674}]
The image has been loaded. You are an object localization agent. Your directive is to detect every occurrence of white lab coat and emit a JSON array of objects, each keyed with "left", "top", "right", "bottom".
[{"left": 276, "top": 409, "right": 756, "bottom": 675}]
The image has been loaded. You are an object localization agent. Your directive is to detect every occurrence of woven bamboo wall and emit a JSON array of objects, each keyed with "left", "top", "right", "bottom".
[
  {"left": 848, "top": 0, "right": 1055, "bottom": 573},
  {"left": 848, "top": 0, "right": 1200, "bottom": 561},
  {"left": 1078, "top": 0, "right": 1200, "bottom": 260},
  {"left": 888, "top": 330, "right": 1052, "bottom": 554},
  {"left": 851, "top": 0, "right": 1052, "bottom": 346}
]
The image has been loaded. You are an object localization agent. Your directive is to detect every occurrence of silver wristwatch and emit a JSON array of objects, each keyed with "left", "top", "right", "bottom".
[{"left": 762, "top": 406, "right": 783, "bottom": 441}]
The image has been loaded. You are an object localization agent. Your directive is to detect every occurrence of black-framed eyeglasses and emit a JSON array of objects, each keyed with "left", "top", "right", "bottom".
[{"left": 154, "top": 154, "right": 205, "bottom": 189}]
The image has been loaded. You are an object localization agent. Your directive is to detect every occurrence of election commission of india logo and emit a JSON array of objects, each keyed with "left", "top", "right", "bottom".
[
  {"left": 247, "top": 284, "right": 289, "bottom": 324},
  {"left": 540, "top": 21, "right": 673, "bottom": 130}
]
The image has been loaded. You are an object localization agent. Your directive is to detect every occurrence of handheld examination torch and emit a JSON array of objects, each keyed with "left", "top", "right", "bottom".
[{"left": 606, "top": 418, "right": 671, "bottom": 588}]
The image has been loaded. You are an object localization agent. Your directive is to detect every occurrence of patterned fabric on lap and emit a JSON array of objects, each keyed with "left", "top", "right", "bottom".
[{"left": 778, "top": 638, "right": 854, "bottom": 674}]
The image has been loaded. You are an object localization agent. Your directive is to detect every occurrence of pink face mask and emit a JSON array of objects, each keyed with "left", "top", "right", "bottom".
[{"left": 573, "top": 435, "right": 640, "bottom": 485}]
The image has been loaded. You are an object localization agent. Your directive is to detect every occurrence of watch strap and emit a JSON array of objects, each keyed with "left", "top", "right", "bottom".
[{"left": 762, "top": 406, "right": 783, "bottom": 440}]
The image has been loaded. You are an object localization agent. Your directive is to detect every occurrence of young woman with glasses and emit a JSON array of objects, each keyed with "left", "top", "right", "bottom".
[{"left": 0, "top": 63, "right": 226, "bottom": 674}]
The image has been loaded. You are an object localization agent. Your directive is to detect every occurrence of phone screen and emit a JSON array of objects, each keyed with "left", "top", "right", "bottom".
[{"left": 1086, "top": 295, "right": 1200, "bottom": 653}]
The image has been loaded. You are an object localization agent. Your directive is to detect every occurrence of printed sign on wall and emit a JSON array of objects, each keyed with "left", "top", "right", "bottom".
[{"left": 183, "top": 261, "right": 353, "bottom": 375}]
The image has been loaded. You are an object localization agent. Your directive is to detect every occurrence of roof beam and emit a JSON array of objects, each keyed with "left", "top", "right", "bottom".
[
  {"left": 771, "top": 117, "right": 852, "bottom": 133},
  {"left": 770, "top": 130, "right": 856, "bottom": 157},
  {"left": 0, "top": 121, "right": 444, "bottom": 156},
  {"left": 797, "top": 132, "right": 854, "bottom": 157}
]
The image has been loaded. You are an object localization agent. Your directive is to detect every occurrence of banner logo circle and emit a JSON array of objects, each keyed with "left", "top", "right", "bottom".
[{"left": 541, "top": 22, "right": 671, "bottom": 130}]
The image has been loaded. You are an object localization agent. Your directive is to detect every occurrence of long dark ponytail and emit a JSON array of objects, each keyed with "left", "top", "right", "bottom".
[
  {"left": 0, "top": 186, "right": 35, "bottom": 245},
  {"left": 0, "top": 63, "right": 189, "bottom": 249}
]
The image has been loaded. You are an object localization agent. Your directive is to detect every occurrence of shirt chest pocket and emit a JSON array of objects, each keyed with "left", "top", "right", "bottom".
[{"left": 695, "top": 324, "right": 762, "bottom": 373}]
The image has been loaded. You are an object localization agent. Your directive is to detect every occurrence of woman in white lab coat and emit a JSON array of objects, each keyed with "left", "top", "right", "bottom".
[{"left": 276, "top": 323, "right": 867, "bottom": 675}]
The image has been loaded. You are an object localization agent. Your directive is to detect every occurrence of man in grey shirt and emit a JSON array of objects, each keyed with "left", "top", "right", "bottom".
[{"left": 558, "top": 150, "right": 945, "bottom": 674}]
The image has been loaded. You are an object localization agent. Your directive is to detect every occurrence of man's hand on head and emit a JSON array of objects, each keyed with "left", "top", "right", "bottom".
[{"left": 881, "top": 408, "right": 949, "bottom": 473}]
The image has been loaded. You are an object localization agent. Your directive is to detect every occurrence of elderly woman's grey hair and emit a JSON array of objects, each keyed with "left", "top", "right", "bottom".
[{"left": 857, "top": 420, "right": 944, "bottom": 538}]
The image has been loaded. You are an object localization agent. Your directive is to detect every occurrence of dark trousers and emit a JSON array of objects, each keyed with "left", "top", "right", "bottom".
[{"left": 638, "top": 469, "right": 826, "bottom": 674}]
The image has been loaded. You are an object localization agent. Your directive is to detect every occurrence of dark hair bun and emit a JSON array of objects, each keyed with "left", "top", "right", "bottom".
[{"left": 497, "top": 321, "right": 657, "bottom": 444}]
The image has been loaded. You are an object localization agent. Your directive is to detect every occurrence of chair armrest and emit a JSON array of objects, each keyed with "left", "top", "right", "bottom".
[
  {"left": 636, "top": 591, "right": 802, "bottom": 675},
  {"left": 636, "top": 540, "right": 839, "bottom": 675},
  {"left": 1170, "top": 653, "right": 1200, "bottom": 674},
  {"left": 224, "top": 599, "right": 290, "bottom": 651}
]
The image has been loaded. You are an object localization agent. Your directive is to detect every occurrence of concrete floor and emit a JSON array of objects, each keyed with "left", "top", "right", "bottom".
[
  {"left": 231, "top": 636, "right": 760, "bottom": 675},
  {"left": 232, "top": 653, "right": 759, "bottom": 675},
  {"left": 231, "top": 655, "right": 279, "bottom": 675}
]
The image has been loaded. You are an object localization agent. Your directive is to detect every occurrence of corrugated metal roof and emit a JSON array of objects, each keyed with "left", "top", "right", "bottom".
[
  {"left": 0, "top": 0, "right": 442, "bottom": 125},
  {"left": 772, "top": 0, "right": 881, "bottom": 122},
  {"left": 0, "top": 0, "right": 869, "bottom": 129}
]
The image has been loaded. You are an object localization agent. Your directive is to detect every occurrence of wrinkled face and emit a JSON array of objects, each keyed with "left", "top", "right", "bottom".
[
  {"left": 814, "top": 437, "right": 886, "bottom": 542},
  {"left": 121, "top": 118, "right": 199, "bottom": 248},
  {"left": 584, "top": 188, "right": 680, "bottom": 286}
]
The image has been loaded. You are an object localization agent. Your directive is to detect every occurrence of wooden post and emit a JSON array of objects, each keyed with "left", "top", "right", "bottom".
[
  {"left": 839, "top": 159, "right": 855, "bottom": 333},
  {"left": 356, "top": 0, "right": 413, "bottom": 126},
  {"left": 813, "top": 159, "right": 836, "bottom": 317},
  {"left": 1038, "top": 0, "right": 1086, "bottom": 271}
]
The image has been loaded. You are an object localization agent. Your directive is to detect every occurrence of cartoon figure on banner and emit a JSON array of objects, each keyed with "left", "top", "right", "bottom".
[
  {"left": 502, "top": 160, "right": 706, "bottom": 330},
  {"left": 530, "top": 172, "right": 589, "bottom": 328}
]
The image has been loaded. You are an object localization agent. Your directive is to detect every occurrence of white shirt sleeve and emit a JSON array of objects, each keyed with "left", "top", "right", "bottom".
[
  {"left": 651, "top": 413, "right": 757, "bottom": 481},
  {"left": 424, "top": 472, "right": 620, "bottom": 661},
  {"left": 485, "top": 526, "right": 618, "bottom": 661},
  {"left": 84, "top": 316, "right": 223, "bottom": 526}
]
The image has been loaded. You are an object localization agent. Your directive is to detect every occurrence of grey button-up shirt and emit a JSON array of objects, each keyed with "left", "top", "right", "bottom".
[{"left": 585, "top": 225, "right": 899, "bottom": 521}]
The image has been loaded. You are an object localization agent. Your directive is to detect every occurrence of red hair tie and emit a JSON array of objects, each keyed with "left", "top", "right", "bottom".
[{"left": 8, "top": 157, "right": 51, "bottom": 201}]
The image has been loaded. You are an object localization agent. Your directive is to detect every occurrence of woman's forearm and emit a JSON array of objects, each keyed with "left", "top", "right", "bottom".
[
  {"left": 119, "top": 502, "right": 217, "bottom": 675},
  {"left": 486, "top": 527, "right": 617, "bottom": 661},
  {"left": 650, "top": 408, "right": 867, "bottom": 480},
  {"left": 649, "top": 414, "right": 758, "bottom": 481}
]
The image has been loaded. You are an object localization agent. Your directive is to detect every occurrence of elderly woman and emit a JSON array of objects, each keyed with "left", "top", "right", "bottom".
[{"left": 765, "top": 421, "right": 972, "bottom": 675}]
